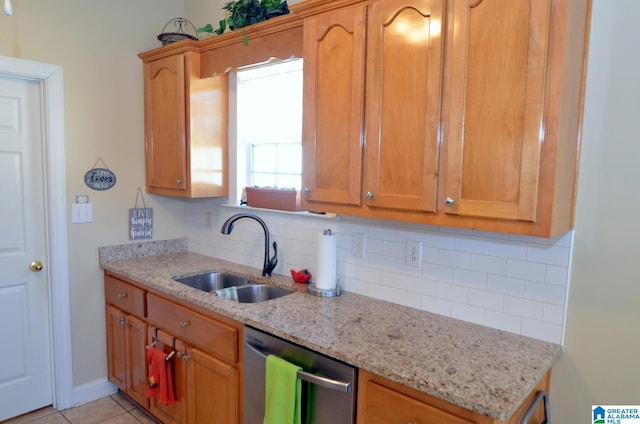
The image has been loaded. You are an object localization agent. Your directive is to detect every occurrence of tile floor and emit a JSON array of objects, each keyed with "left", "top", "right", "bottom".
[{"left": 1, "top": 393, "right": 159, "bottom": 424}]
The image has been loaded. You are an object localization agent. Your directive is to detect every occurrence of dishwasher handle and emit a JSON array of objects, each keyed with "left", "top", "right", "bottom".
[{"left": 244, "top": 341, "right": 352, "bottom": 393}]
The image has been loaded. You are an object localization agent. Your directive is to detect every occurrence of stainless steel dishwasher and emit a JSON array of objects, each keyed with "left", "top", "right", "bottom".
[{"left": 243, "top": 326, "right": 357, "bottom": 424}]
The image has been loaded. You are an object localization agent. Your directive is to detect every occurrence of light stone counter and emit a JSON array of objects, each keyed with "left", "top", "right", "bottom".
[{"left": 99, "top": 239, "right": 561, "bottom": 421}]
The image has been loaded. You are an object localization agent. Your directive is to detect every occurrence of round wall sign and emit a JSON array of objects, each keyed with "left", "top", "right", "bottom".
[{"left": 84, "top": 168, "right": 116, "bottom": 190}]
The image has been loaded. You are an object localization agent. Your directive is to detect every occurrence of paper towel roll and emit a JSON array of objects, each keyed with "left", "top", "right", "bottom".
[{"left": 316, "top": 230, "right": 337, "bottom": 290}]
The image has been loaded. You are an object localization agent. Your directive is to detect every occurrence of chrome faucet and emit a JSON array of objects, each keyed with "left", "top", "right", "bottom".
[{"left": 220, "top": 213, "right": 278, "bottom": 277}]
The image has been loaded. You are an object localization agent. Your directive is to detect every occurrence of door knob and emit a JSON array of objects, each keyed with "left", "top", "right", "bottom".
[{"left": 30, "top": 261, "right": 43, "bottom": 272}]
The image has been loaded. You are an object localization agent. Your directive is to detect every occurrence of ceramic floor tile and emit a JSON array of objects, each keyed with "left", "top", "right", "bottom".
[
  {"left": 1, "top": 407, "right": 59, "bottom": 424},
  {"left": 99, "top": 413, "right": 140, "bottom": 424},
  {"left": 61, "top": 397, "right": 126, "bottom": 424},
  {"left": 8, "top": 413, "right": 68, "bottom": 424},
  {"left": 128, "top": 409, "right": 159, "bottom": 424},
  {"left": 109, "top": 394, "right": 137, "bottom": 412}
]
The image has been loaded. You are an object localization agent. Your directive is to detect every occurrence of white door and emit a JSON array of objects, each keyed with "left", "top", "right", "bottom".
[{"left": 0, "top": 75, "right": 53, "bottom": 420}]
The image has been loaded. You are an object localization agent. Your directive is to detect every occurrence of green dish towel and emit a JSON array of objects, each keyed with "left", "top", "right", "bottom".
[
  {"left": 214, "top": 286, "right": 238, "bottom": 301},
  {"left": 263, "top": 355, "right": 302, "bottom": 424}
]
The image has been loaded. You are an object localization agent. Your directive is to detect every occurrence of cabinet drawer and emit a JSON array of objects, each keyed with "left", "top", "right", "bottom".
[
  {"left": 146, "top": 293, "right": 239, "bottom": 364},
  {"left": 362, "top": 380, "right": 474, "bottom": 424},
  {"left": 105, "top": 275, "right": 145, "bottom": 317}
]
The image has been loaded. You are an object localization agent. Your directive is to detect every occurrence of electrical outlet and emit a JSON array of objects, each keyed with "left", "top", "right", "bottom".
[
  {"left": 405, "top": 240, "right": 422, "bottom": 268},
  {"left": 352, "top": 233, "right": 366, "bottom": 258}
]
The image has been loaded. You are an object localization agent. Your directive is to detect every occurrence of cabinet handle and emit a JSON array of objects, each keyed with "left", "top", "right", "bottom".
[
  {"left": 303, "top": 187, "right": 311, "bottom": 194},
  {"left": 179, "top": 321, "right": 190, "bottom": 328},
  {"left": 365, "top": 192, "right": 374, "bottom": 199},
  {"left": 176, "top": 179, "right": 183, "bottom": 185},
  {"left": 117, "top": 293, "right": 127, "bottom": 299},
  {"left": 182, "top": 354, "right": 191, "bottom": 362},
  {"left": 444, "top": 197, "right": 455, "bottom": 206}
]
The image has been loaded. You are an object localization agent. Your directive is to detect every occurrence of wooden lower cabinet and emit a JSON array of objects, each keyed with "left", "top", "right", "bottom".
[
  {"left": 104, "top": 272, "right": 242, "bottom": 424},
  {"left": 106, "top": 304, "right": 148, "bottom": 408},
  {"left": 357, "top": 370, "right": 551, "bottom": 424},
  {"left": 187, "top": 345, "right": 239, "bottom": 423}
]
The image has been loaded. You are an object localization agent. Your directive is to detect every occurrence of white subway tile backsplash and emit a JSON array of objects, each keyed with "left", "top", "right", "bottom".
[
  {"left": 407, "top": 276, "right": 437, "bottom": 296},
  {"left": 506, "top": 259, "right": 547, "bottom": 282},
  {"left": 436, "top": 282, "right": 469, "bottom": 303},
  {"left": 420, "top": 295, "right": 452, "bottom": 316},
  {"left": 455, "top": 235, "right": 491, "bottom": 254},
  {"left": 438, "top": 249, "right": 471, "bottom": 268},
  {"left": 453, "top": 269, "right": 487, "bottom": 290},
  {"left": 484, "top": 310, "right": 522, "bottom": 334},
  {"left": 423, "top": 264, "right": 454, "bottom": 283},
  {"left": 521, "top": 318, "right": 562, "bottom": 344},
  {"left": 487, "top": 275, "right": 525, "bottom": 297},
  {"left": 423, "top": 247, "right": 439, "bottom": 264},
  {"left": 545, "top": 265, "right": 569, "bottom": 286},
  {"left": 469, "top": 289, "right": 504, "bottom": 311},
  {"left": 393, "top": 290, "right": 422, "bottom": 309},
  {"left": 489, "top": 239, "right": 527, "bottom": 260},
  {"left": 527, "top": 243, "right": 571, "bottom": 266},
  {"left": 424, "top": 231, "right": 456, "bottom": 249},
  {"left": 183, "top": 204, "right": 574, "bottom": 344},
  {"left": 451, "top": 302, "right": 485, "bottom": 325},
  {"left": 524, "top": 281, "right": 567, "bottom": 305},
  {"left": 470, "top": 254, "right": 507, "bottom": 275},
  {"left": 503, "top": 296, "right": 543, "bottom": 320},
  {"left": 543, "top": 303, "right": 565, "bottom": 325}
]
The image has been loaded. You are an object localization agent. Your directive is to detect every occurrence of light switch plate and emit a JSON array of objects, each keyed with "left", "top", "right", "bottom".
[{"left": 72, "top": 203, "right": 93, "bottom": 223}]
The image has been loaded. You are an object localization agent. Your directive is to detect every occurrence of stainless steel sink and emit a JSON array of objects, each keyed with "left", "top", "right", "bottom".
[
  {"left": 236, "top": 284, "right": 293, "bottom": 303},
  {"left": 173, "top": 272, "right": 255, "bottom": 292}
]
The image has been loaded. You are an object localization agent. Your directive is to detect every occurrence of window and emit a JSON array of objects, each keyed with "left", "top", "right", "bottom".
[{"left": 235, "top": 58, "right": 303, "bottom": 201}]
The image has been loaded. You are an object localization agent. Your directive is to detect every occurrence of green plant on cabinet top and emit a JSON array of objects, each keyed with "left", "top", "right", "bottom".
[{"left": 198, "top": 0, "right": 290, "bottom": 45}]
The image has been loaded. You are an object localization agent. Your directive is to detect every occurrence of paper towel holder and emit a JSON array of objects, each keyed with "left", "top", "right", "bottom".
[{"left": 308, "top": 278, "right": 341, "bottom": 298}]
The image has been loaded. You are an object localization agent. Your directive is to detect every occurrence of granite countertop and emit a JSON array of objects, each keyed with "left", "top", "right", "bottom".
[{"left": 99, "top": 241, "right": 561, "bottom": 421}]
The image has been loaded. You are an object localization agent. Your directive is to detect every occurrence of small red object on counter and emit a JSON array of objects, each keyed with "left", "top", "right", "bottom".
[{"left": 290, "top": 268, "right": 312, "bottom": 284}]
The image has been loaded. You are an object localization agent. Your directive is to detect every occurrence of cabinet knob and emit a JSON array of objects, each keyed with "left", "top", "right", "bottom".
[
  {"left": 176, "top": 179, "right": 183, "bottom": 185},
  {"left": 365, "top": 192, "right": 374, "bottom": 200},
  {"left": 303, "top": 187, "right": 311, "bottom": 194},
  {"left": 179, "top": 321, "right": 190, "bottom": 328},
  {"left": 182, "top": 354, "right": 191, "bottom": 362},
  {"left": 117, "top": 293, "right": 127, "bottom": 299},
  {"left": 444, "top": 197, "right": 455, "bottom": 206}
]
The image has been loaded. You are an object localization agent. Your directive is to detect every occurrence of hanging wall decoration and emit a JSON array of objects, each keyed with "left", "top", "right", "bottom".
[
  {"left": 129, "top": 188, "right": 153, "bottom": 240},
  {"left": 84, "top": 157, "right": 116, "bottom": 191}
]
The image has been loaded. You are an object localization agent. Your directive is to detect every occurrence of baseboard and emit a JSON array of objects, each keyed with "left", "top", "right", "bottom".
[{"left": 71, "top": 378, "right": 118, "bottom": 408}]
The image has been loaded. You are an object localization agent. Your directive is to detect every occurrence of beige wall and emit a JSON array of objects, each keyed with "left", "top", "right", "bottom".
[
  {"left": 1, "top": 1, "right": 186, "bottom": 387},
  {"left": 551, "top": 0, "right": 640, "bottom": 419}
]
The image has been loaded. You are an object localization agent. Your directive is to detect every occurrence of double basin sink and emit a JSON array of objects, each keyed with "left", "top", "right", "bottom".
[{"left": 173, "top": 271, "right": 293, "bottom": 303}]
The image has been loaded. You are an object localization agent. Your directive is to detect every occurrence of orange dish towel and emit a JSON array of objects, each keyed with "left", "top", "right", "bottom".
[{"left": 146, "top": 347, "right": 176, "bottom": 406}]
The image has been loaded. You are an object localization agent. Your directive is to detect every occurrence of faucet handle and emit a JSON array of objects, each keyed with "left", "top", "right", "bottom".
[{"left": 264, "top": 241, "right": 278, "bottom": 276}]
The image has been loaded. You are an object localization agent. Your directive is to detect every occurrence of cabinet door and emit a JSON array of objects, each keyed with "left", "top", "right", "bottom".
[
  {"left": 144, "top": 53, "right": 188, "bottom": 193},
  {"left": 360, "top": 380, "right": 475, "bottom": 423},
  {"left": 106, "top": 305, "right": 127, "bottom": 392},
  {"left": 363, "top": 0, "right": 444, "bottom": 213},
  {"left": 187, "top": 346, "right": 239, "bottom": 424},
  {"left": 442, "top": 0, "right": 551, "bottom": 221},
  {"left": 125, "top": 314, "right": 149, "bottom": 408},
  {"left": 149, "top": 329, "right": 189, "bottom": 424},
  {"left": 302, "top": 4, "right": 367, "bottom": 207}
]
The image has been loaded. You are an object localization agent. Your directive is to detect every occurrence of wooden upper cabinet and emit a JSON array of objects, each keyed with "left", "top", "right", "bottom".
[
  {"left": 141, "top": 51, "right": 228, "bottom": 198},
  {"left": 442, "top": 0, "right": 550, "bottom": 221},
  {"left": 301, "top": 4, "right": 367, "bottom": 208},
  {"left": 438, "top": 0, "right": 590, "bottom": 236},
  {"left": 363, "top": 0, "right": 444, "bottom": 213}
]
